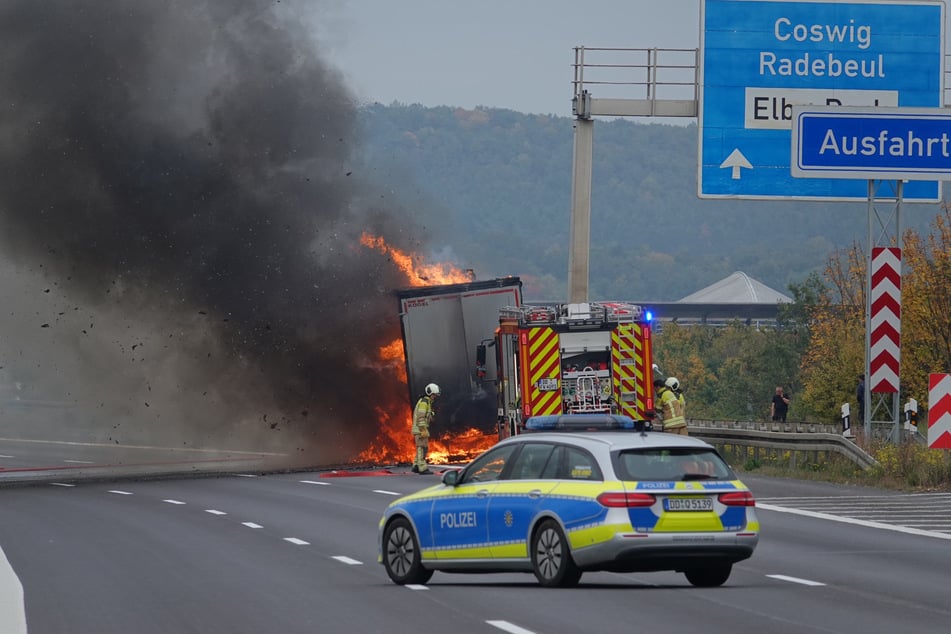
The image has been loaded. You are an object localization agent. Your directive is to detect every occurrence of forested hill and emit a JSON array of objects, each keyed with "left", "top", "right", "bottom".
[{"left": 354, "top": 103, "right": 939, "bottom": 301}]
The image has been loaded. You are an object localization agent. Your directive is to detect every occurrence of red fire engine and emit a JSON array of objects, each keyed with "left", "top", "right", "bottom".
[{"left": 483, "top": 301, "right": 655, "bottom": 439}]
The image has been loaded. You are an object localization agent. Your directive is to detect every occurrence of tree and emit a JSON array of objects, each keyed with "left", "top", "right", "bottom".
[
  {"left": 797, "top": 245, "right": 865, "bottom": 422},
  {"left": 901, "top": 207, "right": 951, "bottom": 404}
]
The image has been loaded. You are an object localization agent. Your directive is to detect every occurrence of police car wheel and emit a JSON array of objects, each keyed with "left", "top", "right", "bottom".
[
  {"left": 531, "top": 519, "right": 582, "bottom": 588},
  {"left": 383, "top": 518, "right": 433, "bottom": 585},
  {"left": 684, "top": 562, "right": 732, "bottom": 587}
]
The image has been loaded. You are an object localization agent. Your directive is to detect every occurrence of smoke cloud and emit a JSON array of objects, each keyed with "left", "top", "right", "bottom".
[{"left": 0, "top": 1, "right": 423, "bottom": 464}]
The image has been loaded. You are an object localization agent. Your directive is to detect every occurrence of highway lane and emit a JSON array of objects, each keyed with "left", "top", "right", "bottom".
[{"left": 2, "top": 471, "right": 951, "bottom": 634}]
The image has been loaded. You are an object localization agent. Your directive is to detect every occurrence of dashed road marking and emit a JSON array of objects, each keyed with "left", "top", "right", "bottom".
[
  {"left": 108, "top": 490, "right": 133, "bottom": 495},
  {"left": 284, "top": 538, "right": 309, "bottom": 545},
  {"left": 63, "top": 460, "right": 94, "bottom": 464},
  {"left": 373, "top": 490, "right": 400, "bottom": 496},
  {"left": 205, "top": 509, "right": 227, "bottom": 516},
  {"left": 234, "top": 474, "right": 257, "bottom": 478},
  {"left": 300, "top": 480, "right": 330, "bottom": 486},
  {"left": 332, "top": 556, "right": 362, "bottom": 565},
  {"left": 163, "top": 499, "right": 186, "bottom": 505},
  {"left": 406, "top": 584, "right": 429, "bottom": 591},
  {"left": 767, "top": 574, "right": 826, "bottom": 586},
  {"left": 242, "top": 522, "right": 263, "bottom": 529},
  {"left": 487, "top": 620, "right": 537, "bottom": 634},
  {"left": 50, "top": 483, "right": 75, "bottom": 487}
]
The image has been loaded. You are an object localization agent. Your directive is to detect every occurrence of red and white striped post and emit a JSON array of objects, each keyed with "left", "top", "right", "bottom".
[
  {"left": 929, "top": 374, "right": 951, "bottom": 450},
  {"left": 869, "top": 247, "right": 901, "bottom": 394}
]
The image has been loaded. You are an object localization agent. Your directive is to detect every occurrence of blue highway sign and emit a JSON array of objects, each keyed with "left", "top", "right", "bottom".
[
  {"left": 792, "top": 106, "right": 951, "bottom": 179},
  {"left": 699, "top": 0, "right": 944, "bottom": 200}
]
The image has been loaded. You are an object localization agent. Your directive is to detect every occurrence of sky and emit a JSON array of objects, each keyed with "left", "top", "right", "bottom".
[
  {"left": 316, "top": 0, "right": 951, "bottom": 117},
  {"left": 315, "top": 0, "right": 703, "bottom": 116}
]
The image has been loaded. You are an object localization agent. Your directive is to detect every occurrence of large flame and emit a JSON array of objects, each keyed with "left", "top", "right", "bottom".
[{"left": 356, "top": 233, "right": 495, "bottom": 466}]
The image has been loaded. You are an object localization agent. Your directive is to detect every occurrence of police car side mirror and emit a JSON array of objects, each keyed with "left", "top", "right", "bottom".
[{"left": 442, "top": 469, "right": 460, "bottom": 487}]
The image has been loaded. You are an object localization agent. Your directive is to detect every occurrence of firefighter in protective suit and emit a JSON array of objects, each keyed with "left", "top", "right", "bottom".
[
  {"left": 412, "top": 383, "right": 439, "bottom": 474},
  {"left": 659, "top": 377, "right": 688, "bottom": 435}
]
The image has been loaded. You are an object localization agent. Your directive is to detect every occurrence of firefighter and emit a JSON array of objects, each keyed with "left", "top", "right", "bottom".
[
  {"left": 659, "top": 377, "right": 688, "bottom": 435},
  {"left": 412, "top": 383, "right": 440, "bottom": 474},
  {"left": 652, "top": 379, "right": 668, "bottom": 426}
]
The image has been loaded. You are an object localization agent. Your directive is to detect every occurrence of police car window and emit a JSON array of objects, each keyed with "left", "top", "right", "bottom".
[
  {"left": 615, "top": 448, "right": 734, "bottom": 481},
  {"left": 539, "top": 446, "right": 602, "bottom": 480},
  {"left": 506, "top": 443, "right": 555, "bottom": 480},
  {"left": 460, "top": 444, "right": 518, "bottom": 483},
  {"left": 562, "top": 446, "right": 602, "bottom": 481},
  {"left": 540, "top": 446, "right": 564, "bottom": 479}
]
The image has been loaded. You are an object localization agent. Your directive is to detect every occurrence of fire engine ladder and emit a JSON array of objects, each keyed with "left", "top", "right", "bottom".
[{"left": 570, "top": 367, "right": 609, "bottom": 413}]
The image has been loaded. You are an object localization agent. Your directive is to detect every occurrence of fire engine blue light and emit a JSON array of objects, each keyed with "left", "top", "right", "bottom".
[
  {"left": 525, "top": 414, "right": 637, "bottom": 431},
  {"left": 645, "top": 310, "right": 653, "bottom": 322}
]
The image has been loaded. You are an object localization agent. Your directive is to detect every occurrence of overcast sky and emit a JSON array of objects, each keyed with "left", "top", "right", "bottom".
[
  {"left": 316, "top": 1, "right": 951, "bottom": 117},
  {"left": 316, "top": 1, "right": 702, "bottom": 116}
]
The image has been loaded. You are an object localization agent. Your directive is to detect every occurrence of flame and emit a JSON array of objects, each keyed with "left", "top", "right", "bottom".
[
  {"left": 355, "top": 233, "right": 495, "bottom": 466},
  {"left": 360, "top": 232, "right": 474, "bottom": 286}
]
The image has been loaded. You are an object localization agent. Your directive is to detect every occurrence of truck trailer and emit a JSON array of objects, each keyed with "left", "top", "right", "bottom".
[{"left": 396, "top": 277, "right": 523, "bottom": 436}]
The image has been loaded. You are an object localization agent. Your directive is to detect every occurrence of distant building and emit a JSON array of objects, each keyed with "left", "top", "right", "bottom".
[{"left": 644, "top": 271, "right": 792, "bottom": 326}]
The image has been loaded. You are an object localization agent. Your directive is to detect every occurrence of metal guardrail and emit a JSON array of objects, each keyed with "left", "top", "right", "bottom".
[{"left": 688, "top": 419, "right": 879, "bottom": 470}]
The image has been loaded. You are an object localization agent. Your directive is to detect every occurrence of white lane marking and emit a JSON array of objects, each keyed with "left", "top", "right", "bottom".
[
  {"left": 767, "top": 574, "right": 826, "bottom": 587},
  {"left": 242, "top": 522, "right": 263, "bottom": 529},
  {"left": 108, "top": 490, "right": 133, "bottom": 495},
  {"left": 0, "top": 546, "right": 26, "bottom": 634},
  {"left": 163, "top": 499, "right": 186, "bottom": 505},
  {"left": 373, "top": 490, "right": 400, "bottom": 496},
  {"left": 50, "top": 483, "right": 75, "bottom": 487},
  {"left": 332, "top": 556, "right": 362, "bottom": 565},
  {"left": 758, "top": 503, "right": 951, "bottom": 540},
  {"left": 405, "top": 584, "right": 429, "bottom": 591},
  {"left": 0, "top": 454, "right": 14, "bottom": 459},
  {"left": 0, "top": 436, "right": 286, "bottom": 456},
  {"left": 234, "top": 474, "right": 257, "bottom": 478},
  {"left": 63, "top": 460, "right": 94, "bottom": 464},
  {"left": 487, "top": 621, "right": 537, "bottom": 634},
  {"left": 284, "top": 538, "right": 309, "bottom": 545},
  {"left": 300, "top": 480, "right": 330, "bottom": 486},
  {"left": 205, "top": 509, "right": 227, "bottom": 516}
]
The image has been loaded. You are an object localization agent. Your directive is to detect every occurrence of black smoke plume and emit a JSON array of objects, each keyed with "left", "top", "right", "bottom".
[{"left": 0, "top": 1, "right": 424, "bottom": 463}]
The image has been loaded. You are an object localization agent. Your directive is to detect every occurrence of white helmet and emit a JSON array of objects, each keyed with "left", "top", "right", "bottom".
[
  {"left": 665, "top": 377, "right": 680, "bottom": 391},
  {"left": 425, "top": 383, "right": 441, "bottom": 397}
]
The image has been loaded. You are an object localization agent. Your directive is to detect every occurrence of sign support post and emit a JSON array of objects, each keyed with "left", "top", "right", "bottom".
[{"left": 864, "top": 179, "right": 902, "bottom": 441}]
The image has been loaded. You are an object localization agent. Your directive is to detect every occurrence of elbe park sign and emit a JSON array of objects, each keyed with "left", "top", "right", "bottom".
[{"left": 699, "top": 0, "right": 945, "bottom": 201}]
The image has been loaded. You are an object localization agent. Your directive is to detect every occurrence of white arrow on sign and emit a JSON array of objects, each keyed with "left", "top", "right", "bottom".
[{"left": 719, "top": 149, "right": 753, "bottom": 180}]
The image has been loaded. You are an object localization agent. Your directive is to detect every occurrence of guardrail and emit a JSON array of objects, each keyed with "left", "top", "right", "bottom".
[{"left": 688, "top": 419, "right": 879, "bottom": 471}]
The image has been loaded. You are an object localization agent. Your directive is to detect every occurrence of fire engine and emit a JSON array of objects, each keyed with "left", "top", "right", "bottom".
[{"left": 481, "top": 301, "right": 656, "bottom": 439}]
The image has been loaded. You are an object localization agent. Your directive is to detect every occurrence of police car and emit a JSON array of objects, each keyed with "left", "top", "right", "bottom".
[{"left": 378, "top": 414, "right": 759, "bottom": 588}]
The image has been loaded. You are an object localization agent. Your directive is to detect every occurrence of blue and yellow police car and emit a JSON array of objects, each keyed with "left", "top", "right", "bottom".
[{"left": 379, "top": 414, "right": 759, "bottom": 587}]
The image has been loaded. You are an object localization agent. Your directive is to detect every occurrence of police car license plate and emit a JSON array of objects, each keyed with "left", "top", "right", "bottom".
[{"left": 665, "top": 497, "right": 713, "bottom": 512}]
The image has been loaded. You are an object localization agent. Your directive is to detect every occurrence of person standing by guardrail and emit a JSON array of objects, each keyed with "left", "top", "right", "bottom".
[{"left": 771, "top": 386, "right": 790, "bottom": 423}]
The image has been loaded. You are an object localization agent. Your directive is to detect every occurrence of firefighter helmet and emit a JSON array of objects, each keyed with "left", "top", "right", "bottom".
[
  {"left": 665, "top": 377, "right": 680, "bottom": 391},
  {"left": 425, "top": 383, "right": 441, "bottom": 397}
]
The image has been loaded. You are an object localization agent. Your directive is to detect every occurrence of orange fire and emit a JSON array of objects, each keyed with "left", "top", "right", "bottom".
[{"left": 355, "top": 233, "right": 495, "bottom": 466}]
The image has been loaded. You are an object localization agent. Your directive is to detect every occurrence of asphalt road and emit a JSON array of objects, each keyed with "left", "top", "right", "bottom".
[{"left": 3, "top": 469, "right": 951, "bottom": 634}]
